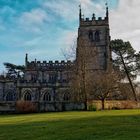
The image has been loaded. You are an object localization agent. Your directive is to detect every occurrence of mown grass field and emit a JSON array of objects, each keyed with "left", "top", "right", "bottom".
[{"left": 0, "top": 110, "right": 140, "bottom": 140}]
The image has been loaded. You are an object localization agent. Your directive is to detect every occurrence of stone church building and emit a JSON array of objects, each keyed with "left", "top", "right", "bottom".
[{"left": 0, "top": 6, "right": 112, "bottom": 112}]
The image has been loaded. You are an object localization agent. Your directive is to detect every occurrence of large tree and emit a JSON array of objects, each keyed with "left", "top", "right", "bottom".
[
  {"left": 90, "top": 70, "right": 120, "bottom": 110},
  {"left": 63, "top": 39, "right": 140, "bottom": 107},
  {"left": 111, "top": 39, "right": 140, "bottom": 80},
  {"left": 62, "top": 39, "right": 98, "bottom": 110}
]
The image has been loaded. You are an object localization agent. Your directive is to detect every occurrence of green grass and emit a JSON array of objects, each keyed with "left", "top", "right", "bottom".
[{"left": 0, "top": 110, "right": 140, "bottom": 140}]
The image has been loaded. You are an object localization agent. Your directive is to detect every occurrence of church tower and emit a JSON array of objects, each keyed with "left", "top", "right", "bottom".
[
  {"left": 76, "top": 5, "right": 112, "bottom": 74},
  {"left": 76, "top": 5, "right": 112, "bottom": 103}
]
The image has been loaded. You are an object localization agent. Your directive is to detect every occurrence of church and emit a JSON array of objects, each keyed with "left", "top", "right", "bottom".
[{"left": 0, "top": 5, "right": 111, "bottom": 112}]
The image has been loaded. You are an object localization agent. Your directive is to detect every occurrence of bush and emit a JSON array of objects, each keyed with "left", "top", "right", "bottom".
[
  {"left": 16, "top": 100, "right": 37, "bottom": 113},
  {"left": 88, "top": 104, "right": 97, "bottom": 111}
]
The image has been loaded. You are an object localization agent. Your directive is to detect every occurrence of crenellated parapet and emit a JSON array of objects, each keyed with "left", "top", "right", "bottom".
[
  {"left": 26, "top": 58, "right": 74, "bottom": 70},
  {"left": 79, "top": 4, "right": 109, "bottom": 27},
  {"left": 80, "top": 15, "right": 108, "bottom": 26}
]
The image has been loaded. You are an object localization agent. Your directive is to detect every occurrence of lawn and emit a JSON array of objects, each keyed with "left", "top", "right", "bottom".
[{"left": 0, "top": 110, "right": 140, "bottom": 140}]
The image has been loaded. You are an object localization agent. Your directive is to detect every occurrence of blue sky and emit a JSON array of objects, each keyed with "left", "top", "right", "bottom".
[{"left": 0, "top": 0, "right": 133, "bottom": 72}]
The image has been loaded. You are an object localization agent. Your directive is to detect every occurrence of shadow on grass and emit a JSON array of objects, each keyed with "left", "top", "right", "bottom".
[{"left": 0, "top": 113, "right": 140, "bottom": 140}]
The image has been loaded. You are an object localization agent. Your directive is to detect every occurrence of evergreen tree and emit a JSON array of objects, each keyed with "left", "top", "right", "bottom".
[
  {"left": 111, "top": 39, "right": 140, "bottom": 80},
  {"left": 4, "top": 62, "right": 25, "bottom": 78}
]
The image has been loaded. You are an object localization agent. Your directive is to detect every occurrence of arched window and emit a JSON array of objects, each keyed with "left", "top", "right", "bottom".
[
  {"left": 89, "top": 31, "right": 93, "bottom": 41},
  {"left": 43, "top": 93, "right": 51, "bottom": 101},
  {"left": 63, "top": 93, "right": 70, "bottom": 101},
  {"left": 24, "top": 92, "right": 32, "bottom": 101},
  {"left": 6, "top": 92, "right": 14, "bottom": 101},
  {"left": 95, "top": 31, "right": 100, "bottom": 42}
]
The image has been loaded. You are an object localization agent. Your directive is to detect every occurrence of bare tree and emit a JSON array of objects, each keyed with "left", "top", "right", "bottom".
[
  {"left": 61, "top": 40, "right": 76, "bottom": 61},
  {"left": 62, "top": 39, "right": 98, "bottom": 110},
  {"left": 90, "top": 70, "right": 120, "bottom": 110}
]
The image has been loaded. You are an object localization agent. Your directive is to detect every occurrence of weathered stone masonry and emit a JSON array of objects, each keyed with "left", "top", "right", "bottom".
[{"left": 0, "top": 6, "right": 111, "bottom": 112}]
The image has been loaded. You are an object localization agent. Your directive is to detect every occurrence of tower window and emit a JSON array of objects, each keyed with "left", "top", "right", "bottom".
[
  {"left": 88, "top": 31, "right": 93, "bottom": 41},
  {"left": 95, "top": 31, "right": 100, "bottom": 42}
]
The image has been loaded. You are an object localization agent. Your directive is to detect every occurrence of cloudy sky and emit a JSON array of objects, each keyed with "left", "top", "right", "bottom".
[{"left": 0, "top": 0, "right": 139, "bottom": 72}]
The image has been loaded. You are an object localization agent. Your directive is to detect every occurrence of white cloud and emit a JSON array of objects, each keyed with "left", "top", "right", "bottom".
[
  {"left": 79, "top": 0, "right": 105, "bottom": 17},
  {"left": 42, "top": 0, "right": 106, "bottom": 21},
  {"left": 110, "top": 0, "right": 140, "bottom": 51},
  {"left": 21, "top": 9, "right": 47, "bottom": 25},
  {"left": 59, "top": 30, "right": 77, "bottom": 47},
  {"left": 22, "top": 36, "right": 43, "bottom": 47},
  {"left": 42, "top": 0, "right": 78, "bottom": 20},
  {"left": 18, "top": 8, "right": 48, "bottom": 33}
]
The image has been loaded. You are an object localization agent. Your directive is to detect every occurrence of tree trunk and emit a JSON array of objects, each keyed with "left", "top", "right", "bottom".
[
  {"left": 101, "top": 99, "right": 105, "bottom": 110},
  {"left": 119, "top": 50, "right": 137, "bottom": 101},
  {"left": 84, "top": 101, "right": 87, "bottom": 111}
]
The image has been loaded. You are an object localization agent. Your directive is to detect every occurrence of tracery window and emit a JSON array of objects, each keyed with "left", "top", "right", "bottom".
[
  {"left": 43, "top": 93, "right": 51, "bottom": 101},
  {"left": 24, "top": 92, "right": 32, "bottom": 101}
]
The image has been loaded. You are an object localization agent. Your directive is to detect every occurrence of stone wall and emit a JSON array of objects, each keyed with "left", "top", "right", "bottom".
[
  {"left": 0, "top": 101, "right": 85, "bottom": 113},
  {"left": 0, "top": 101, "right": 16, "bottom": 113},
  {"left": 1, "top": 100, "right": 140, "bottom": 113},
  {"left": 39, "top": 102, "right": 85, "bottom": 112},
  {"left": 88, "top": 100, "right": 140, "bottom": 110}
]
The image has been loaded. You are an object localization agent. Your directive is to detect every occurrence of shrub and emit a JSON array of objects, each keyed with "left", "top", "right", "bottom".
[
  {"left": 88, "top": 104, "right": 97, "bottom": 111},
  {"left": 16, "top": 100, "right": 37, "bottom": 113}
]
